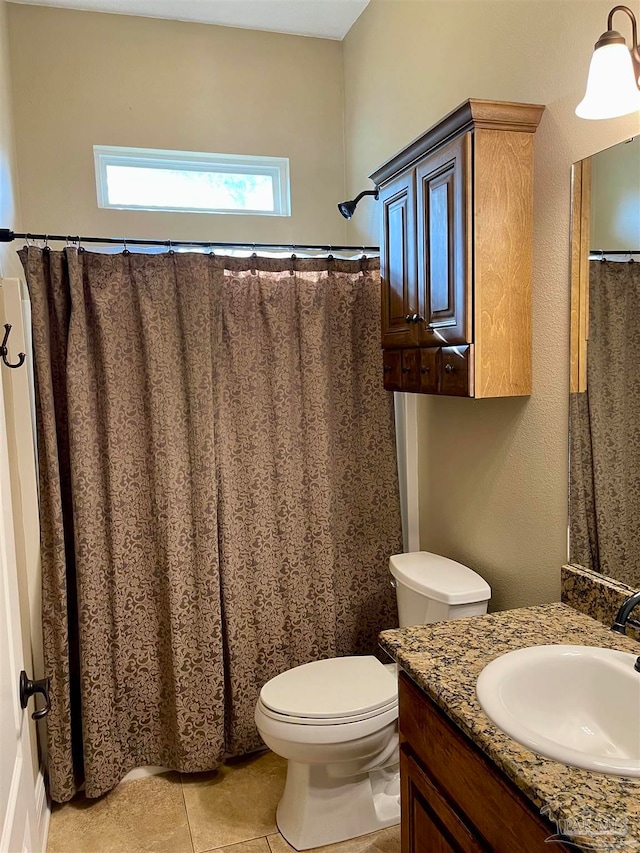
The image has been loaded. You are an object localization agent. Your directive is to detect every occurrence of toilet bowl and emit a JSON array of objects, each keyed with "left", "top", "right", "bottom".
[{"left": 255, "top": 552, "right": 491, "bottom": 850}]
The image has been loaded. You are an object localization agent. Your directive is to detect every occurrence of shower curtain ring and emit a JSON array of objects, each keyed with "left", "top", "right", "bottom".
[{"left": 1, "top": 324, "right": 26, "bottom": 370}]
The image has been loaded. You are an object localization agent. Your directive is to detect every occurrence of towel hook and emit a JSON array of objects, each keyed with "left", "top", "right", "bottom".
[{"left": 1, "top": 324, "right": 26, "bottom": 370}]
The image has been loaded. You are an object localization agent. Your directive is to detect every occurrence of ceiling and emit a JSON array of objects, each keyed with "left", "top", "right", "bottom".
[{"left": 8, "top": 0, "right": 371, "bottom": 39}]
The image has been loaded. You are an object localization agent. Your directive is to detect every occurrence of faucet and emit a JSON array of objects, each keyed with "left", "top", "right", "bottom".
[{"left": 610, "top": 590, "right": 640, "bottom": 635}]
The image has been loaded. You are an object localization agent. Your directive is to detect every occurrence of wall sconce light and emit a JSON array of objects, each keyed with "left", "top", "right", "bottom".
[
  {"left": 337, "top": 188, "right": 379, "bottom": 220},
  {"left": 576, "top": 4, "right": 640, "bottom": 119}
]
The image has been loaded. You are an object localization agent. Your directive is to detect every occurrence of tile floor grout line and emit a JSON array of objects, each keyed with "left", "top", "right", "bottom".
[
  {"left": 198, "top": 831, "right": 277, "bottom": 853},
  {"left": 180, "top": 772, "right": 198, "bottom": 853},
  {"left": 199, "top": 834, "right": 274, "bottom": 853}
]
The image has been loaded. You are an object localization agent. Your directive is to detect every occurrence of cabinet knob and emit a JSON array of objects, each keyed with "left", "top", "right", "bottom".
[
  {"left": 421, "top": 367, "right": 430, "bottom": 374},
  {"left": 445, "top": 364, "right": 454, "bottom": 374},
  {"left": 383, "top": 365, "right": 392, "bottom": 373},
  {"left": 402, "top": 367, "right": 410, "bottom": 373},
  {"left": 405, "top": 314, "right": 413, "bottom": 324},
  {"left": 415, "top": 314, "right": 424, "bottom": 323}
]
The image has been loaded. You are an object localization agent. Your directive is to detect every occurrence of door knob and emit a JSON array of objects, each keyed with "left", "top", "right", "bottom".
[{"left": 19, "top": 671, "right": 51, "bottom": 721}]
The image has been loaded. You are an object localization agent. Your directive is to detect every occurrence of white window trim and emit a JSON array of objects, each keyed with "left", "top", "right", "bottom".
[{"left": 93, "top": 145, "right": 291, "bottom": 217}]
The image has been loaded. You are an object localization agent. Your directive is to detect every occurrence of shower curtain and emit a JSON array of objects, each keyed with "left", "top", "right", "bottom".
[
  {"left": 20, "top": 247, "right": 402, "bottom": 802},
  {"left": 570, "top": 260, "right": 640, "bottom": 588}
]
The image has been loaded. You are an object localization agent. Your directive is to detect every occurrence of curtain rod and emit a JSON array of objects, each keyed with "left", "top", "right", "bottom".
[
  {"left": 589, "top": 249, "right": 640, "bottom": 255},
  {"left": 0, "top": 229, "right": 379, "bottom": 253}
]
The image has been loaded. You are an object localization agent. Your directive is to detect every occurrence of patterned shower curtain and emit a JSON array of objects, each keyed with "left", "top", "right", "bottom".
[
  {"left": 20, "top": 247, "right": 402, "bottom": 802},
  {"left": 569, "top": 260, "right": 640, "bottom": 588}
]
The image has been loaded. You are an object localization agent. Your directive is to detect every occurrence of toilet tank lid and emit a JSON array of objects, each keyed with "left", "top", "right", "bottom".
[{"left": 389, "top": 551, "right": 491, "bottom": 605}]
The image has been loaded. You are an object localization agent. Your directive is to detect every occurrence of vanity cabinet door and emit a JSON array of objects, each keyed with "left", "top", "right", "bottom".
[
  {"left": 380, "top": 170, "right": 419, "bottom": 349},
  {"left": 401, "top": 748, "right": 487, "bottom": 853},
  {"left": 399, "top": 673, "right": 573, "bottom": 853},
  {"left": 416, "top": 134, "right": 472, "bottom": 347}
]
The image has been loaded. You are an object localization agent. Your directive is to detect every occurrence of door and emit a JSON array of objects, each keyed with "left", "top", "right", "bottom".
[
  {"left": 380, "top": 169, "right": 419, "bottom": 348},
  {"left": 0, "top": 296, "right": 41, "bottom": 852},
  {"left": 416, "top": 133, "right": 472, "bottom": 346}
]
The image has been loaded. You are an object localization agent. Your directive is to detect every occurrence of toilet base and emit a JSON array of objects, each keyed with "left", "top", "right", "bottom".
[{"left": 276, "top": 759, "right": 401, "bottom": 851}]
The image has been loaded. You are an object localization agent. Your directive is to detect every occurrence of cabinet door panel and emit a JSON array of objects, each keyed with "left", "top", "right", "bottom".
[
  {"left": 401, "top": 749, "right": 487, "bottom": 853},
  {"left": 416, "top": 134, "right": 471, "bottom": 346},
  {"left": 380, "top": 171, "right": 419, "bottom": 348}
]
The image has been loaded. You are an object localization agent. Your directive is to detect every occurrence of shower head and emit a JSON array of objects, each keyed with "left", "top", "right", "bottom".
[{"left": 337, "top": 188, "right": 379, "bottom": 220}]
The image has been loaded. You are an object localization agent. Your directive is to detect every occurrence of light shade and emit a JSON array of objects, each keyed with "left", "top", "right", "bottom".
[{"left": 576, "top": 41, "right": 640, "bottom": 120}]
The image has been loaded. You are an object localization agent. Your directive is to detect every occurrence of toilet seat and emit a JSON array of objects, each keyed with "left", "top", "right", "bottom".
[{"left": 259, "top": 656, "right": 397, "bottom": 726}]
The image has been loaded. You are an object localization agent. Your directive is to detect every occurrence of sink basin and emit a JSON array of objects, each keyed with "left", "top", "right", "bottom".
[{"left": 476, "top": 645, "right": 640, "bottom": 777}]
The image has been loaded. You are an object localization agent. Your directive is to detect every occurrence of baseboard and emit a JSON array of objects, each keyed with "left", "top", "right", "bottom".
[{"left": 35, "top": 767, "right": 50, "bottom": 853}]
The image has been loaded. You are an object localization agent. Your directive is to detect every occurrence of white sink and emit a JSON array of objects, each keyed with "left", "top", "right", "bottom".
[{"left": 476, "top": 645, "right": 640, "bottom": 777}]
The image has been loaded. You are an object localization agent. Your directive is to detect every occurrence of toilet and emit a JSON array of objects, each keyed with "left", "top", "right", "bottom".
[{"left": 254, "top": 551, "right": 491, "bottom": 850}]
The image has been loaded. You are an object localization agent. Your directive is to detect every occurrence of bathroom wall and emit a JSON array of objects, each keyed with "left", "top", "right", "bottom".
[
  {"left": 6, "top": 3, "right": 348, "bottom": 246},
  {"left": 342, "top": 0, "right": 640, "bottom": 611}
]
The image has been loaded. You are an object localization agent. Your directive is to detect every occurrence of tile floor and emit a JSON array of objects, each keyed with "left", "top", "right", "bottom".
[{"left": 46, "top": 751, "right": 401, "bottom": 853}]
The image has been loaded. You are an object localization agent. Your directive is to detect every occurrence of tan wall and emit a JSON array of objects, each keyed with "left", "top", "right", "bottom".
[
  {"left": 0, "top": 0, "right": 22, "bottom": 276},
  {"left": 7, "top": 3, "right": 347, "bottom": 246},
  {"left": 591, "top": 136, "right": 640, "bottom": 251},
  {"left": 343, "top": 0, "right": 640, "bottom": 611}
]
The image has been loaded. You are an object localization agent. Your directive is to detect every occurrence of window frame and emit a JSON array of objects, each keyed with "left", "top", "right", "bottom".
[{"left": 93, "top": 145, "right": 291, "bottom": 217}]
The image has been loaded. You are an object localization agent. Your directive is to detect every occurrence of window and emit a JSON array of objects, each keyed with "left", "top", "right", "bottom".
[{"left": 93, "top": 146, "right": 291, "bottom": 216}]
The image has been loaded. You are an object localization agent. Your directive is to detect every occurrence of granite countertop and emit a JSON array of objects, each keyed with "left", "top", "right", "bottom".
[{"left": 380, "top": 602, "right": 640, "bottom": 852}]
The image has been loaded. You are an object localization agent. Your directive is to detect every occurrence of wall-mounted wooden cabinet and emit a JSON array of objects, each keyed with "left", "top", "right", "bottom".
[{"left": 371, "top": 99, "right": 544, "bottom": 398}]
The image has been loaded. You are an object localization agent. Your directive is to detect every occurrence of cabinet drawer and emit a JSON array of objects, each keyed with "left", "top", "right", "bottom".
[
  {"left": 383, "top": 349, "right": 421, "bottom": 392},
  {"left": 440, "top": 345, "right": 473, "bottom": 397},
  {"left": 420, "top": 348, "right": 439, "bottom": 394},
  {"left": 383, "top": 349, "right": 403, "bottom": 391},
  {"left": 401, "top": 349, "right": 421, "bottom": 392},
  {"left": 399, "top": 673, "right": 569, "bottom": 853}
]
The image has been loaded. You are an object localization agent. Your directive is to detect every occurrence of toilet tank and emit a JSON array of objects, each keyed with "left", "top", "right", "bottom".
[{"left": 389, "top": 552, "right": 491, "bottom": 627}]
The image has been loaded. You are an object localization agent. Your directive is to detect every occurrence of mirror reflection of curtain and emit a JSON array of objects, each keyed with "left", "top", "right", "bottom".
[
  {"left": 20, "top": 247, "right": 402, "bottom": 803},
  {"left": 570, "top": 260, "right": 640, "bottom": 588}
]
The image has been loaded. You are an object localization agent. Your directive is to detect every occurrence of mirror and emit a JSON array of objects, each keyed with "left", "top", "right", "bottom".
[{"left": 568, "top": 135, "right": 640, "bottom": 589}]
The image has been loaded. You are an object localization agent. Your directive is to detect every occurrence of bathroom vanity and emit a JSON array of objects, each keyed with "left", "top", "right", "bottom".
[{"left": 381, "top": 602, "right": 640, "bottom": 853}]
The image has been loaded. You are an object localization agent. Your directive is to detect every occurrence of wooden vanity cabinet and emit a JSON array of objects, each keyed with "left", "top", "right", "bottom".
[
  {"left": 399, "top": 672, "right": 572, "bottom": 853},
  {"left": 372, "top": 99, "right": 544, "bottom": 398}
]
